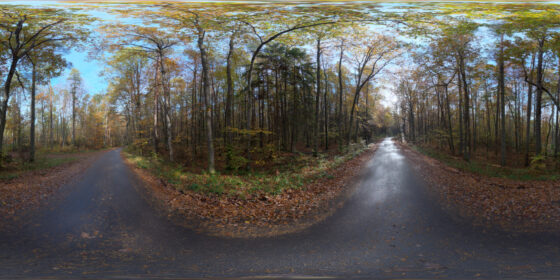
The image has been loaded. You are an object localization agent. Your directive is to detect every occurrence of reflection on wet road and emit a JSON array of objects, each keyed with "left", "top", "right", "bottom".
[{"left": 1, "top": 138, "right": 559, "bottom": 279}]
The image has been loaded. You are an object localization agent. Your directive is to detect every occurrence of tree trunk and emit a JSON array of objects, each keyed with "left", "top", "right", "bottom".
[
  {"left": 459, "top": 55, "right": 470, "bottom": 161},
  {"left": 158, "top": 50, "right": 174, "bottom": 162},
  {"left": 409, "top": 99, "right": 415, "bottom": 142},
  {"left": 556, "top": 61, "right": 560, "bottom": 157},
  {"left": 191, "top": 62, "right": 198, "bottom": 159},
  {"left": 197, "top": 27, "right": 215, "bottom": 173},
  {"left": 153, "top": 66, "right": 159, "bottom": 154},
  {"left": 337, "top": 41, "right": 344, "bottom": 151},
  {"left": 498, "top": 36, "right": 506, "bottom": 166},
  {"left": 535, "top": 38, "right": 545, "bottom": 155},
  {"left": 324, "top": 68, "right": 329, "bottom": 150},
  {"left": 30, "top": 61, "right": 37, "bottom": 162},
  {"left": 444, "top": 84, "right": 455, "bottom": 154},
  {"left": 524, "top": 53, "right": 536, "bottom": 166},
  {"left": 314, "top": 38, "right": 321, "bottom": 157},
  {"left": 348, "top": 86, "right": 360, "bottom": 145},
  {"left": 0, "top": 58, "right": 19, "bottom": 163},
  {"left": 485, "top": 84, "right": 491, "bottom": 156},
  {"left": 72, "top": 84, "right": 76, "bottom": 147},
  {"left": 458, "top": 72, "right": 464, "bottom": 156},
  {"left": 224, "top": 32, "right": 235, "bottom": 148}
]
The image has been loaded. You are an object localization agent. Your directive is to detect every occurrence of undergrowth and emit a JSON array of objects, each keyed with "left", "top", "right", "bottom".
[
  {"left": 413, "top": 145, "right": 560, "bottom": 181},
  {"left": 0, "top": 156, "right": 78, "bottom": 180},
  {"left": 123, "top": 142, "right": 369, "bottom": 197}
]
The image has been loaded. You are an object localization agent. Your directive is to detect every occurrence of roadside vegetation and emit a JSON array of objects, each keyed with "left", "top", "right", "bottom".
[
  {"left": 124, "top": 142, "right": 370, "bottom": 198},
  {"left": 394, "top": 4, "right": 560, "bottom": 178},
  {"left": 0, "top": 148, "right": 97, "bottom": 180},
  {"left": 0, "top": 148, "right": 104, "bottom": 220},
  {"left": 412, "top": 145, "right": 560, "bottom": 181}
]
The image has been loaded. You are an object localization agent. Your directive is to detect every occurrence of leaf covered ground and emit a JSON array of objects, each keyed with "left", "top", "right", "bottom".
[
  {"left": 123, "top": 144, "right": 378, "bottom": 238},
  {"left": 400, "top": 142, "right": 560, "bottom": 232},
  {"left": 0, "top": 150, "right": 106, "bottom": 225}
]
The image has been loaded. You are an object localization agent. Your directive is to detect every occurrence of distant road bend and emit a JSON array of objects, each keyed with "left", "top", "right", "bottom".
[{"left": 1, "top": 138, "right": 559, "bottom": 279}]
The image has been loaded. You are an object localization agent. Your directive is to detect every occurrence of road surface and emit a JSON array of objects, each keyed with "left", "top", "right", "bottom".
[{"left": 1, "top": 138, "right": 559, "bottom": 279}]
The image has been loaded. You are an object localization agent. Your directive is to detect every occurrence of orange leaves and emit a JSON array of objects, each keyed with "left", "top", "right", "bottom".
[
  {"left": 126, "top": 144, "right": 378, "bottom": 238},
  {"left": 0, "top": 151, "right": 104, "bottom": 224},
  {"left": 402, "top": 143, "right": 560, "bottom": 232}
]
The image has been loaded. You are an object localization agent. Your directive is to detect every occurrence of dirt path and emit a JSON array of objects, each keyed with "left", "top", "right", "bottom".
[{"left": 1, "top": 139, "right": 559, "bottom": 279}]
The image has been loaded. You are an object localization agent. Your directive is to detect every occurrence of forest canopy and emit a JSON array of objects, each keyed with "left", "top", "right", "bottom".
[{"left": 1, "top": 1, "right": 559, "bottom": 173}]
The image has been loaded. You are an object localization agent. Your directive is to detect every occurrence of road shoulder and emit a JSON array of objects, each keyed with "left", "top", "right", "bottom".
[
  {"left": 398, "top": 141, "right": 560, "bottom": 232},
  {"left": 122, "top": 144, "right": 379, "bottom": 238},
  {"left": 0, "top": 150, "right": 108, "bottom": 225}
]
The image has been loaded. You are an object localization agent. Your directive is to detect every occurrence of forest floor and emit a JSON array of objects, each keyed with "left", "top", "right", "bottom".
[
  {"left": 0, "top": 149, "right": 108, "bottom": 224},
  {"left": 122, "top": 143, "right": 379, "bottom": 237},
  {"left": 399, "top": 141, "right": 560, "bottom": 232}
]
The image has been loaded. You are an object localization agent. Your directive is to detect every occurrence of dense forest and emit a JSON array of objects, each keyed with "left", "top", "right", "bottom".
[
  {"left": 396, "top": 11, "right": 560, "bottom": 169},
  {"left": 1, "top": 2, "right": 559, "bottom": 173}
]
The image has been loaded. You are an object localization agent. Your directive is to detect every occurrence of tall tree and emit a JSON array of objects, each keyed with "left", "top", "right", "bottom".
[
  {"left": 67, "top": 68, "right": 82, "bottom": 147},
  {"left": 347, "top": 31, "right": 399, "bottom": 144},
  {"left": 0, "top": 6, "right": 88, "bottom": 161},
  {"left": 103, "top": 24, "right": 178, "bottom": 161},
  {"left": 24, "top": 48, "right": 66, "bottom": 161}
]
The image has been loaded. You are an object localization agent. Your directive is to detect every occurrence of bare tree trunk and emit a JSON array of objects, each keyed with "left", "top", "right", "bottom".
[
  {"left": 197, "top": 26, "right": 215, "bottom": 173},
  {"left": 224, "top": 32, "right": 235, "bottom": 148},
  {"left": 535, "top": 38, "right": 545, "bottom": 155},
  {"left": 30, "top": 60, "right": 37, "bottom": 162},
  {"left": 324, "top": 68, "right": 329, "bottom": 150},
  {"left": 409, "top": 99, "right": 415, "bottom": 142},
  {"left": 524, "top": 53, "right": 536, "bottom": 166},
  {"left": 498, "top": 35, "right": 506, "bottom": 166},
  {"left": 556, "top": 62, "right": 560, "bottom": 157},
  {"left": 485, "top": 84, "right": 491, "bottom": 157},
  {"left": 158, "top": 52, "right": 174, "bottom": 162},
  {"left": 191, "top": 62, "right": 198, "bottom": 159},
  {"left": 72, "top": 86, "right": 76, "bottom": 147},
  {"left": 337, "top": 40, "right": 344, "bottom": 151},
  {"left": 0, "top": 58, "right": 19, "bottom": 163},
  {"left": 458, "top": 72, "right": 464, "bottom": 156},
  {"left": 153, "top": 67, "right": 159, "bottom": 154},
  {"left": 459, "top": 55, "right": 470, "bottom": 161},
  {"left": 444, "top": 84, "right": 455, "bottom": 154},
  {"left": 314, "top": 38, "right": 321, "bottom": 157},
  {"left": 49, "top": 86, "right": 53, "bottom": 149}
]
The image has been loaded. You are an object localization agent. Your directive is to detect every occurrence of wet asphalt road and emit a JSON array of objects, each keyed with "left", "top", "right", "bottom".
[{"left": 1, "top": 138, "right": 560, "bottom": 279}]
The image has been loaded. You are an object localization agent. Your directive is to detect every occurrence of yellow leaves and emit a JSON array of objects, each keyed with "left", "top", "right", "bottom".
[{"left": 225, "top": 127, "right": 273, "bottom": 136}]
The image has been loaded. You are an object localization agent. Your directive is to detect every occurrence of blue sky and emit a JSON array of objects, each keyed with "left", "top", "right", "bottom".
[
  {"left": 1, "top": 1, "right": 132, "bottom": 94},
  {"left": 50, "top": 50, "right": 107, "bottom": 94}
]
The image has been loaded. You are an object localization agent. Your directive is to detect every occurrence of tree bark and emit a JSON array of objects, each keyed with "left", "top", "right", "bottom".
[
  {"left": 535, "top": 38, "right": 545, "bottom": 155},
  {"left": 0, "top": 58, "right": 19, "bottom": 162},
  {"left": 498, "top": 35, "right": 506, "bottom": 166},
  {"left": 337, "top": 40, "right": 344, "bottom": 151},
  {"left": 158, "top": 50, "right": 174, "bottom": 162},
  {"left": 197, "top": 26, "right": 215, "bottom": 173},
  {"left": 224, "top": 31, "right": 235, "bottom": 148},
  {"left": 444, "top": 84, "right": 455, "bottom": 154},
  {"left": 30, "top": 60, "right": 37, "bottom": 162},
  {"left": 458, "top": 55, "right": 470, "bottom": 161},
  {"left": 324, "top": 67, "right": 329, "bottom": 150},
  {"left": 314, "top": 38, "right": 321, "bottom": 157}
]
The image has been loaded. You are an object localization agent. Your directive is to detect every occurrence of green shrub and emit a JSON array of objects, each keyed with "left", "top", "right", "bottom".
[
  {"left": 226, "top": 146, "right": 248, "bottom": 171},
  {"left": 530, "top": 155, "right": 547, "bottom": 171},
  {"left": 206, "top": 175, "right": 225, "bottom": 195},
  {"left": 123, "top": 142, "right": 369, "bottom": 198},
  {"left": 187, "top": 183, "right": 202, "bottom": 192}
]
